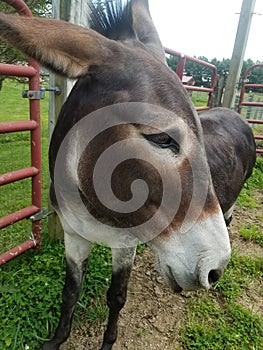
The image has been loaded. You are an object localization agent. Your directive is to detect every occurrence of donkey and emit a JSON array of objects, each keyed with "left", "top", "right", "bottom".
[
  {"left": 200, "top": 107, "right": 256, "bottom": 226},
  {"left": 0, "top": 1, "right": 231, "bottom": 349}
]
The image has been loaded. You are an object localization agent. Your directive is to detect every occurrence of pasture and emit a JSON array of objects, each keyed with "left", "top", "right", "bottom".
[{"left": 0, "top": 79, "right": 262, "bottom": 349}]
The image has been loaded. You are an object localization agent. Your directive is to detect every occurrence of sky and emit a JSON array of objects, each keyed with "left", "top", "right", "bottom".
[{"left": 148, "top": 0, "right": 263, "bottom": 61}]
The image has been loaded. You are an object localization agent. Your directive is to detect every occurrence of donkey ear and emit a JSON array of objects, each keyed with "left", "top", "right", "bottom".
[
  {"left": 0, "top": 14, "right": 118, "bottom": 78},
  {"left": 131, "top": 0, "right": 166, "bottom": 63}
]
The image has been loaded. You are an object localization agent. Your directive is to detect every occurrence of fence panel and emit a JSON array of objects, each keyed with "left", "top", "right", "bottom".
[
  {"left": 0, "top": 0, "right": 42, "bottom": 265},
  {"left": 238, "top": 64, "right": 263, "bottom": 154},
  {"left": 165, "top": 47, "right": 217, "bottom": 111}
]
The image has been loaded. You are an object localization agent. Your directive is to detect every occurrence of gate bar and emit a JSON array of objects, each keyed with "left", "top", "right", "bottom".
[
  {"left": 0, "top": 120, "right": 38, "bottom": 133},
  {"left": 241, "top": 102, "right": 263, "bottom": 108},
  {"left": 0, "top": 167, "right": 39, "bottom": 186},
  {"left": 28, "top": 57, "right": 41, "bottom": 249},
  {"left": 164, "top": 47, "right": 217, "bottom": 110},
  {"left": 0, "top": 0, "right": 42, "bottom": 266},
  {"left": 238, "top": 63, "right": 263, "bottom": 114},
  {"left": 0, "top": 239, "right": 36, "bottom": 265},
  {"left": 247, "top": 120, "right": 263, "bottom": 124},
  {"left": 0, "top": 205, "right": 39, "bottom": 229},
  {"left": 3, "top": 0, "right": 32, "bottom": 16},
  {"left": 0, "top": 63, "right": 36, "bottom": 77}
]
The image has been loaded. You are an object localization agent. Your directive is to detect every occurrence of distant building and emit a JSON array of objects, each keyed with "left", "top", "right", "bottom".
[{"left": 182, "top": 76, "right": 195, "bottom": 86}]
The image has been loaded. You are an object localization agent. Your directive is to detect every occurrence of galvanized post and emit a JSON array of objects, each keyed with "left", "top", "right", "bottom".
[
  {"left": 222, "top": 0, "right": 256, "bottom": 109},
  {"left": 48, "top": 0, "right": 91, "bottom": 239}
]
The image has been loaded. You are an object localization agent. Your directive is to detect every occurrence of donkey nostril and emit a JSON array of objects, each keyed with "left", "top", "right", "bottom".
[{"left": 208, "top": 269, "right": 222, "bottom": 284}]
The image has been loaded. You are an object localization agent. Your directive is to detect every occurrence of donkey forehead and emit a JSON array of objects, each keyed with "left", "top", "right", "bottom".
[
  {"left": 86, "top": 49, "right": 200, "bottom": 133},
  {"left": 115, "top": 103, "right": 187, "bottom": 126},
  {"left": 83, "top": 102, "right": 196, "bottom": 141}
]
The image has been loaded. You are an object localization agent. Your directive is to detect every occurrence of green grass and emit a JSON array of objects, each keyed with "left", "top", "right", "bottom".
[
  {"left": 182, "top": 299, "right": 263, "bottom": 350},
  {"left": 0, "top": 79, "right": 263, "bottom": 349},
  {"left": 238, "top": 157, "right": 263, "bottom": 209},
  {"left": 0, "top": 79, "right": 49, "bottom": 253},
  {"left": 0, "top": 79, "right": 30, "bottom": 121},
  {"left": 179, "top": 157, "right": 263, "bottom": 349},
  {"left": 0, "top": 240, "right": 112, "bottom": 349},
  {"left": 180, "top": 253, "right": 263, "bottom": 349},
  {"left": 239, "top": 224, "right": 263, "bottom": 247},
  {"left": 190, "top": 91, "right": 210, "bottom": 108}
]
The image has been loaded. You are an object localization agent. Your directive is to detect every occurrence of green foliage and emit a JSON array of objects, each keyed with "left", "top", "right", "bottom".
[
  {"left": 137, "top": 327, "right": 149, "bottom": 337},
  {"left": 237, "top": 189, "right": 260, "bottom": 209},
  {"left": 190, "top": 91, "right": 209, "bottom": 107},
  {"left": 0, "top": 238, "right": 112, "bottom": 350},
  {"left": 180, "top": 252, "right": 263, "bottom": 349},
  {"left": 215, "top": 252, "right": 263, "bottom": 301},
  {"left": 0, "top": 237, "right": 65, "bottom": 349},
  {"left": 166, "top": 55, "right": 263, "bottom": 91},
  {"left": 182, "top": 300, "right": 263, "bottom": 350},
  {"left": 238, "top": 157, "right": 263, "bottom": 209},
  {"left": 239, "top": 225, "right": 263, "bottom": 247},
  {"left": 136, "top": 243, "right": 147, "bottom": 254},
  {"left": 0, "top": 79, "right": 30, "bottom": 118}
]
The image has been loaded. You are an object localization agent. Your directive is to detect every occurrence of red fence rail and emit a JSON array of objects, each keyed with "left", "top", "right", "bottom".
[
  {"left": 165, "top": 47, "right": 217, "bottom": 111},
  {"left": 238, "top": 64, "right": 263, "bottom": 154},
  {"left": 0, "top": 0, "right": 42, "bottom": 265}
]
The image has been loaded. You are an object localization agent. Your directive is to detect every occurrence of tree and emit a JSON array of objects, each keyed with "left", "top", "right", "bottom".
[{"left": 166, "top": 54, "right": 263, "bottom": 106}]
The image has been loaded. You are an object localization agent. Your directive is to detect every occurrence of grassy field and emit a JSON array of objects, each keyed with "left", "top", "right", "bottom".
[
  {"left": 0, "top": 80, "right": 263, "bottom": 349},
  {"left": 0, "top": 79, "right": 49, "bottom": 254}
]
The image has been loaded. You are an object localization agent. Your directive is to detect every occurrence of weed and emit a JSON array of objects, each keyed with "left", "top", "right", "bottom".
[
  {"left": 137, "top": 327, "right": 149, "bottom": 337},
  {"left": 239, "top": 224, "right": 263, "bottom": 247},
  {"left": 238, "top": 157, "right": 263, "bottom": 209},
  {"left": 214, "top": 252, "right": 263, "bottom": 301},
  {"left": 0, "top": 235, "right": 65, "bottom": 349},
  {"left": 180, "top": 252, "right": 263, "bottom": 349},
  {"left": 181, "top": 299, "right": 263, "bottom": 350},
  {"left": 0, "top": 236, "right": 112, "bottom": 349}
]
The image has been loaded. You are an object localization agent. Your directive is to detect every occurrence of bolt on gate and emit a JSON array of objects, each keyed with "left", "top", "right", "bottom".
[
  {"left": 238, "top": 63, "right": 263, "bottom": 154},
  {"left": 0, "top": 0, "right": 42, "bottom": 265}
]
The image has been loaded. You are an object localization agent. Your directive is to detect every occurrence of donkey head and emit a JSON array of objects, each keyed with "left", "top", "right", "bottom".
[{"left": 0, "top": 0, "right": 230, "bottom": 293}]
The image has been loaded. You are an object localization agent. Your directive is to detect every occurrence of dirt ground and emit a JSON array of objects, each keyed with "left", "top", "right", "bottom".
[{"left": 61, "top": 197, "right": 263, "bottom": 350}]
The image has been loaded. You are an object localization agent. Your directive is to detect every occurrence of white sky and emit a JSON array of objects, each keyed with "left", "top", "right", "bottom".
[{"left": 148, "top": 0, "right": 263, "bottom": 61}]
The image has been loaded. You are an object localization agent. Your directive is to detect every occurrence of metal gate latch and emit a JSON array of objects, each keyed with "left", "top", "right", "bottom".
[
  {"left": 22, "top": 86, "right": 61, "bottom": 100},
  {"left": 22, "top": 90, "right": 45, "bottom": 100},
  {"left": 29, "top": 208, "right": 54, "bottom": 222}
]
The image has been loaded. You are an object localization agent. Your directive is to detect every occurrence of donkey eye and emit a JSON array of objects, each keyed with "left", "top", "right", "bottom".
[{"left": 144, "top": 133, "right": 180, "bottom": 154}]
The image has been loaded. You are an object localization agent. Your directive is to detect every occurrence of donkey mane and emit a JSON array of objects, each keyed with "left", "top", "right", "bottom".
[{"left": 89, "top": 0, "right": 135, "bottom": 40}]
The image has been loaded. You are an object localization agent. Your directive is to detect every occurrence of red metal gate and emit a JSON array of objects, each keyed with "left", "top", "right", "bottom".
[
  {"left": 165, "top": 47, "right": 217, "bottom": 111},
  {"left": 0, "top": 0, "right": 42, "bottom": 265},
  {"left": 238, "top": 64, "right": 263, "bottom": 154}
]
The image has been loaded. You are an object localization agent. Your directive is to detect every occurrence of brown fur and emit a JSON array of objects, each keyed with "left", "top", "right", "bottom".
[{"left": 0, "top": 13, "right": 120, "bottom": 77}]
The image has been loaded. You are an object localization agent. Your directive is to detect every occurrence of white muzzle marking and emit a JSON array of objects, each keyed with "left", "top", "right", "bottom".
[{"left": 151, "top": 211, "right": 231, "bottom": 291}]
